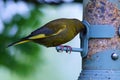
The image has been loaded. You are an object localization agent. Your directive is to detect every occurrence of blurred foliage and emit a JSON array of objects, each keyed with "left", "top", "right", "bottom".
[
  {"left": 0, "top": 1, "right": 44, "bottom": 76},
  {"left": 0, "top": 0, "right": 83, "bottom": 77}
]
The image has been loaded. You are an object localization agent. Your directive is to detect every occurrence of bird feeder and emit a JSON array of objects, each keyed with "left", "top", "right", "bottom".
[
  {"left": 56, "top": 0, "right": 120, "bottom": 80},
  {"left": 79, "top": 0, "right": 120, "bottom": 80}
]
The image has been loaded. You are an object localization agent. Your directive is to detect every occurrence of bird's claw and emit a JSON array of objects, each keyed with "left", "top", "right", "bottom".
[
  {"left": 56, "top": 45, "right": 64, "bottom": 53},
  {"left": 64, "top": 45, "right": 72, "bottom": 53},
  {"left": 56, "top": 45, "right": 72, "bottom": 54}
]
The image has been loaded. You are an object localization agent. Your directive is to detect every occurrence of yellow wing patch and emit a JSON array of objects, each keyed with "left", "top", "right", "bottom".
[
  {"left": 29, "top": 25, "right": 66, "bottom": 39},
  {"left": 14, "top": 40, "right": 30, "bottom": 46},
  {"left": 29, "top": 34, "right": 46, "bottom": 39},
  {"left": 52, "top": 29, "right": 63, "bottom": 36},
  {"left": 52, "top": 25, "right": 66, "bottom": 36}
]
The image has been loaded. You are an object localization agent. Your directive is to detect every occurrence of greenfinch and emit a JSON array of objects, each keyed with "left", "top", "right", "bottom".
[{"left": 8, "top": 18, "right": 84, "bottom": 47}]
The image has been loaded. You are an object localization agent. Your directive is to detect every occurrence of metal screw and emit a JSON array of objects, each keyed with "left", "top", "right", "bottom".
[{"left": 111, "top": 53, "right": 119, "bottom": 60}]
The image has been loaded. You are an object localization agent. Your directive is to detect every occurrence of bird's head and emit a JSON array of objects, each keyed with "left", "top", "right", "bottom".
[{"left": 73, "top": 19, "right": 85, "bottom": 33}]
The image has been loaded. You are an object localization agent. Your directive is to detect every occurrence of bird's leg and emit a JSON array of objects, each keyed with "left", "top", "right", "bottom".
[
  {"left": 56, "top": 45, "right": 72, "bottom": 53},
  {"left": 64, "top": 45, "right": 72, "bottom": 54},
  {"left": 56, "top": 45, "right": 64, "bottom": 52}
]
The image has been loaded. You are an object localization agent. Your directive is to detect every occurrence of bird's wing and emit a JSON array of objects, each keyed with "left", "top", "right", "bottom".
[{"left": 28, "top": 25, "right": 66, "bottom": 39}]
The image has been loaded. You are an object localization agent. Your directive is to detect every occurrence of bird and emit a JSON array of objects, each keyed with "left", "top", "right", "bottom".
[{"left": 8, "top": 18, "right": 85, "bottom": 50}]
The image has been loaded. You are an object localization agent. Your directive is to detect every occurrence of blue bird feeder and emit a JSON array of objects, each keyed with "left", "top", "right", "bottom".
[
  {"left": 78, "top": 0, "right": 120, "bottom": 80},
  {"left": 56, "top": 0, "right": 120, "bottom": 80}
]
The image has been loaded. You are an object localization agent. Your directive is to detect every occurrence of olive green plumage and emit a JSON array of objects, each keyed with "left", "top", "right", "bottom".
[{"left": 8, "top": 18, "right": 85, "bottom": 47}]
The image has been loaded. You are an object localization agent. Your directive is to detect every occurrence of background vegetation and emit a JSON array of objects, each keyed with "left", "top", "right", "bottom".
[{"left": 0, "top": 0, "right": 83, "bottom": 80}]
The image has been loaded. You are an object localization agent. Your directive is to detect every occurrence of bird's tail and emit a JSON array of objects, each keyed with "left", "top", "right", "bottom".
[{"left": 7, "top": 38, "right": 31, "bottom": 48}]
